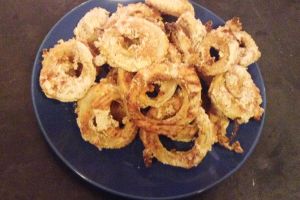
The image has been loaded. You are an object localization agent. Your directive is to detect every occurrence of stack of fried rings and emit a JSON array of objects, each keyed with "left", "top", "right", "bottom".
[
  {"left": 115, "top": 62, "right": 214, "bottom": 169},
  {"left": 39, "top": 1, "right": 264, "bottom": 169}
]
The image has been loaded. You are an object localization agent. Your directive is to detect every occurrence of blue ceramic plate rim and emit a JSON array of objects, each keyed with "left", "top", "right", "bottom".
[{"left": 31, "top": 0, "right": 266, "bottom": 199}]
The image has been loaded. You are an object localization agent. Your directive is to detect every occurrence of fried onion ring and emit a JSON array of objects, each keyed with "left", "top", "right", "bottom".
[
  {"left": 196, "top": 28, "right": 239, "bottom": 76},
  {"left": 76, "top": 82, "right": 138, "bottom": 150},
  {"left": 234, "top": 31, "right": 261, "bottom": 67},
  {"left": 223, "top": 18, "right": 261, "bottom": 67},
  {"left": 208, "top": 65, "right": 264, "bottom": 123},
  {"left": 74, "top": 7, "right": 110, "bottom": 52},
  {"left": 140, "top": 107, "right": 213, "bottom": 169},
  {"left": 40, "top": 39, "right": 96, "bottom": 102},
  {"left": 99, "top": 17, "right": 169, "bottom": 72},
  {"left": 145, "top": 0, "right": 195, "bottom": 17},
  {"left": 126, "top": 63, "right": 202, "bottom": 136}
]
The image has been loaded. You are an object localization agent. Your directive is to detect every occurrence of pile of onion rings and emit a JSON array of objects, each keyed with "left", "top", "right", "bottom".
[{"left": 39, "top": 1, "right": 264, "bottom": 169}]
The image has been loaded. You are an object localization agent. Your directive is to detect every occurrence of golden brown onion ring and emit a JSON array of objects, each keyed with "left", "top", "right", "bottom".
[
  {"left": 99, "top": 17, "right": 169, "bottom": 72},
  {"left": 208, "top": 65, "right": 264, "bottom": 123},
  {"left": 234, "top": 31, "right": 261, "bottom": 67},
  {"left": 40, "top": 39, "right": 96, "bottom": 102},
  {"left": 145, "top": 0, "right": 195, "bottom": 17},
  {"left": 223, "top": 18, "right": 261, "bottom": 67},
  {"left": 74, "top": 7, "right": 110, "bottom": 52},
  {"left": 126, "top": 63, "right": 202, "bottom": 136},
  {"left": 76, "top": 82, "right": 138, "bottom": 150},
  {"left": 196, "top": 28, "right": 240, "bottom": 76},
  {"left": 140, "top": 107, "right": 214, "bottom": 169}
]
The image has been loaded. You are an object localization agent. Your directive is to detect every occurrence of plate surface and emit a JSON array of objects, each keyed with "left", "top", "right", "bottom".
[{"left": 31, "top": 0, "right": 266, "bottom": 199}]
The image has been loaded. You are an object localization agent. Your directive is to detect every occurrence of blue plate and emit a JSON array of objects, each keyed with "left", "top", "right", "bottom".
[{"left": 31, "top": 0, "right": 266, "bottom": 199}]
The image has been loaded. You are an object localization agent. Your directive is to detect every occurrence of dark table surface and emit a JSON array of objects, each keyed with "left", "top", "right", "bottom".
[{"left": 1, "top": 0, "right": 300, "bottom": 199}]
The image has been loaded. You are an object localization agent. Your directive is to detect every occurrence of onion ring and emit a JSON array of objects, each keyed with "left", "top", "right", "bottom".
[
  {"left": 195, "top": 28, "right": 240, "bottom": 76},
  {"left": 76, "top": 81, "right": 138, "bottom": 150},
  {"left": 140, "top": 107, "right": 213, "bottom": 169},
  {"left": 40, "top": 39, "right": 96, "bottom": 102},
  {"left": 208, "top": 65, "right": 264, "bottom": 123},
  {"left": 234, "top": 31, "right": 261, "bottom": 67},
  {"left": 99, "top": 17, "right": 169, "bottom": 72},
  {"left": 126, "top": 63, "right": 202, "bottom": 136},
  {"left": 145, "top": 0, "right": 195, "bottom": 17},
  {"left": 223, "top": 18, "right": 261, "bottom": 67},
  {"left": 74, "top": 7, "right": 110, "bottom": 52}
]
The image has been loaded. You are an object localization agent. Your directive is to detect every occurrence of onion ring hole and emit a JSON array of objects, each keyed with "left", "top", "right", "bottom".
[
  {"left": 64, "top": 56, "right": 84, "bottom": 77},
  {"left": 122, "top": 36, "right": 141, "bottom": 49},
  {"left": 67, "top": 62, "right": 83, "bottom": 77},
  {"left": 158, "top": 134, "right": 196, "bottom": 152},
  {"left": 209, "top": 47, "right": 220, "bottom": 62},
  {"left": 95, "top": 64, "right": 110, "bottom": 83},
  {"left": 239, "top": 40, "right": 246, "bottom": 48},
  {"left": 110, "top": 101, "right": 126, "bottom": 128},
  {"left": 140, "top": 106, "right": 151, "bottom": 117},
  {"left": 91, "top": 100, "right": 126, "bottom": 129},
  {"left": 145, "top": 83, "right": 160, "bottom": 98}
]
